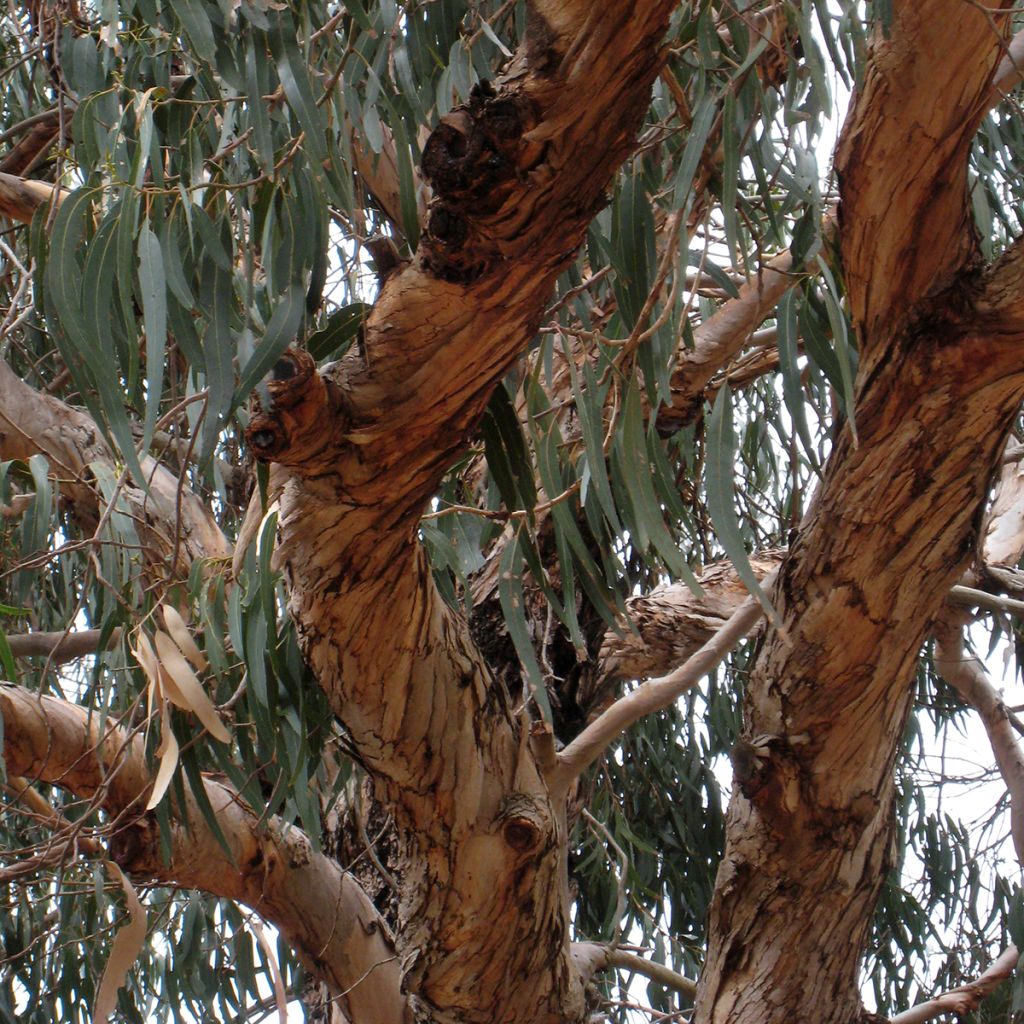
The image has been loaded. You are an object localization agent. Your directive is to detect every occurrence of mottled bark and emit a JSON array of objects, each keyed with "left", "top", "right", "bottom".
[{"left": 696, "top": 6, "right": 1022, "bottom": 1022}]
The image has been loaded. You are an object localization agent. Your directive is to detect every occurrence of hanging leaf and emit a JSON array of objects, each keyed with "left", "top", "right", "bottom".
[
  {"left": 705, "top": 387, "right": 779, "bottom": 622},
  {"left": 93, "top": 862, "right": 147, "bottom": 1024}
]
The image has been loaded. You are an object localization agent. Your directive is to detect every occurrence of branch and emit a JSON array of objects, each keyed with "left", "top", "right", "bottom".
[
  {"left": 552, "top": 571, "right": 776, "bottom": 791},
  {"left": 984, "top": 28, "right": 1024, "bottom": 108},
  {"left": 658, "top": 245, "right": 805, "bottom": 431},
  {"left": 0, "top": 682, "right": 409, "bottom": 1024},
  {"left": 933, "top": 612, "right": 1024, "bottom": 864},
  {"left": 245, "top": 6, "right": 680, "bottom": 1018},
  {"left": 981, "top": 434, "right": 1024, "bottom": 566},
  {"left": 0, "top": 170, "right": 64, "bottom": 223},
  {"left": 0, "top": 358, "right": 229, "bottom": 572},
  {"left": 835, "top": 5, "right": 1013, "bottom": 357},
  {"left": 570, "top": 942, "right": 697, "bottom": 998},
  {"left": 888, "top": 945, "right": 1019, "bottom": 1024},
  {"left": 6, "top": 628, "right": 122, "bottom": 662},
  {"left": 0, "top": 109, "right": 61, "bottom": 177}
]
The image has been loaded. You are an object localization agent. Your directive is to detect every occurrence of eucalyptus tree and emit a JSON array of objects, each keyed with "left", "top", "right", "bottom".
[{"left": 2, "top": 1, "right": 1024, "bottom": 1023}]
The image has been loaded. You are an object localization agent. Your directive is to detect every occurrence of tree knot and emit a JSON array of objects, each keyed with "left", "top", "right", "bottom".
[
  {"left": 496, "top": 793, "right": 550, "bottom": 856},
  {"left": 245, "top": 348, "right": 349, "bottom": 468}
]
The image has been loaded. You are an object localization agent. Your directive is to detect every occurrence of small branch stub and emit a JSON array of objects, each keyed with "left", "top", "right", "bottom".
[{"left": 245, "top": 348, "right": 345, "bottom": 469}]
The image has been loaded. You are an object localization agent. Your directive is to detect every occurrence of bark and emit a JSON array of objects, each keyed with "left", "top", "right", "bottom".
[
  {"left": 934, "top": 611, "right": 1024, "bottom": 864},
  {"left": 0, "top": 170, "right": 62, "bottom": 223},
  {"left": 981, "top": 441, "right": 1024, "bottom": 565},
  {"left": 657, "top": 247, "right": 805, "bottom": 432},
  {"left": 246, "top": 4, "right": 675, "bottom": 1021},
  {"left": 6, "top": 627, "right": 122, "bottom": 662},
  {"left": 0, "top": 110, "right": 61, "bottom": 176},
  {"left": 593, "top": 552, "right": 783, "bottom": 699},
  {"left": 696, "top": 7, "right": 1022, "bottom": 1022},
  {"left": 0, "top": 358, "right": 229, "bottom": 573},
  {"left": 889, "top": 945, "right": 1020, "bottom": 1024},
  {"left": 0, "top": 681, "right": 409, "bottom": 1024}
]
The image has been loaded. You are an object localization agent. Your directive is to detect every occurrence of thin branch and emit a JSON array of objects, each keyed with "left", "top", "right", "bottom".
[
  {"left": 888, "top": 945, "right": 1019, "bottom": 1024},
  {"left": 933, "top": 611, "right": 1024, "bottom": 863},
  {"left": 570, "top": 942, "right": 697, "bottom": 999},
  {"left": 947, "top": 584, "right": 1024, "bottom": 619},
  {"left": 7, "top": 627, "right": 122, "bottom": 662}
]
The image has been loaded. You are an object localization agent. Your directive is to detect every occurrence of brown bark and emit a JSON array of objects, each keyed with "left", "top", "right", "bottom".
[
  {"left": 696, "top": 7, "right": 1022, "bottom": 1022},
  {"left": 245, "top": 4, "right": 676, "bottom": 1022},
  {"left": 0, "top": 681, "right": 409, "bottom": 1024},
  {"left": 0, "top": 358, "right": 229, "bottom": 573},
  {"left": 0, "top": 170, "right": 63, "bottom": 223}
]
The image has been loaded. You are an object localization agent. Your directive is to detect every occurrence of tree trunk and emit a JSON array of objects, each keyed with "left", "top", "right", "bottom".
[
  {"left": 696, "top": 5, "right": 1024, "bottom": 1020},
  {"left": 245, "top": 4, "right": 676, "bottom": 1021}
]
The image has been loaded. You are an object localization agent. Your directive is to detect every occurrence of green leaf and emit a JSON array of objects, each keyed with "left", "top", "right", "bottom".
[
  {"left": 481, "top": 383, "right": 536, "bottom": 513},
  {"left": 137, "top": 226, "right": 167, "bottom": 451},
  {"left": 269, "top": 11, "right": 327, "bottom": 166},
  {"left": 497, "top": 531, "right": 551, "bottom": 724},
  {"left": 201, "top": 264, "right": 236, "bottom": 462},
  {"left": 307, "top": 303, "right": 369, "bottom": 362},
  {"left": 175, "top": 0, "right": 218, "bottom": 65},
  {"left": 705, "top": 388, "right": 779, "bottom": 622},
  {"left": 235, "top": 283, "right": 305, "bottom": 404}
]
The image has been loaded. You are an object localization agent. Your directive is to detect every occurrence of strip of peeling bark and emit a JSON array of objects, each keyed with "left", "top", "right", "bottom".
[
  {"left": 696, "top": 7, "right": 1021, "bottom": 1022},
  {"left": 0, "top": 358, "right": 229, "bottom": 572},
  {"left": 0, "top": 682, "right": 409, "bottom": 1024},
  {"left": 246, "top": 5, "right": 675, "bottom": 1022},
  {"left": 350, "top": 120, "right": 428, "bottom": 238}
]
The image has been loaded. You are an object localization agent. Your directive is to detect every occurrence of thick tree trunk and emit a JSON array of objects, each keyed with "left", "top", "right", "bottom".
[
  {"left": 245, "top": 4, "right": 675, "bottom": 1021},
  {"left": 696, "top": 6, "right": 1023, "bottom": 1021}
]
